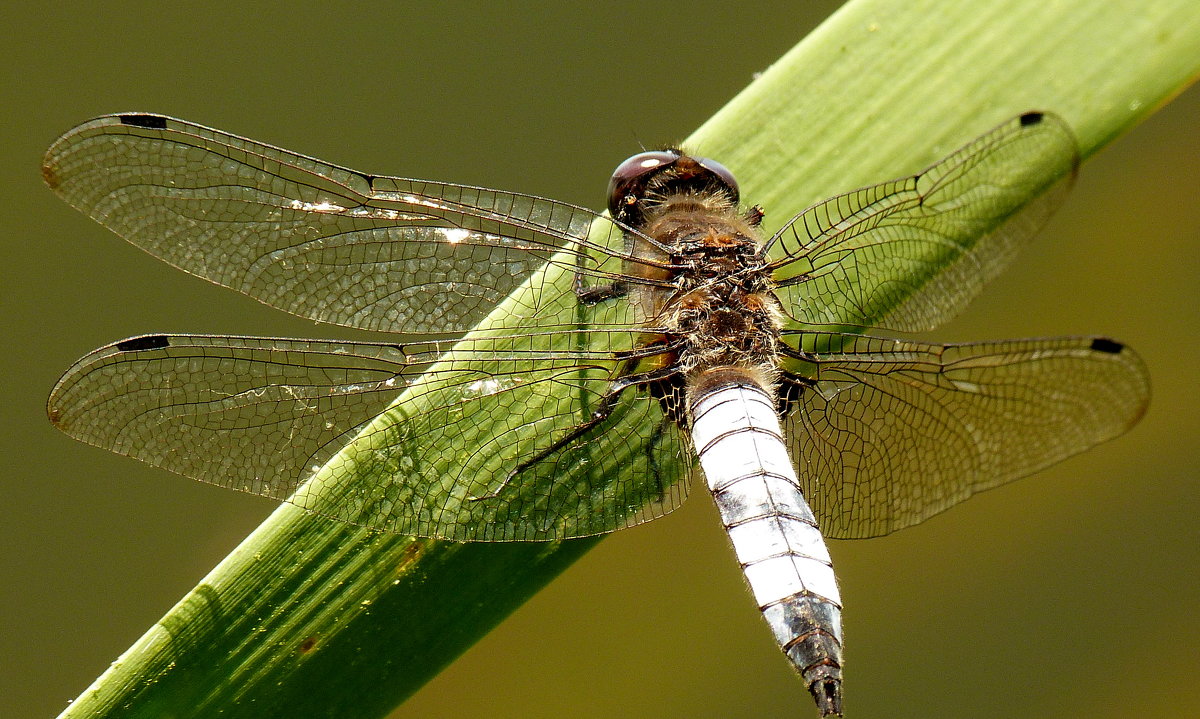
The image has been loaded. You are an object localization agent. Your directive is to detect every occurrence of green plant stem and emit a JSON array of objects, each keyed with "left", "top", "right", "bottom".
[{"left": 59, "top": 1, "right": 1198, "bottom": 717}]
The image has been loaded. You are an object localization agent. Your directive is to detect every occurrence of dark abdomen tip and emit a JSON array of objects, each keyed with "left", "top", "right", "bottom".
[{"left": 809, "top": 674, "right": 843, "bottom": 717}]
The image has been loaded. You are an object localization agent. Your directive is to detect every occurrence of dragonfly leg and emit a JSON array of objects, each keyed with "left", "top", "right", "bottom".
[
  {"left": 574, "top": 273, "right": 627, "bottom": 305},
  {"left": 497, "top": 365, "right": 681, "bottom": 489}
]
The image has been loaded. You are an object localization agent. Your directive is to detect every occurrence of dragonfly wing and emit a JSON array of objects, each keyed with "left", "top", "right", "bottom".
[
  {"left": 779, "top": 333, "right": 1149, "bottom": 538},
  {"left": 769, "top": 112, "right": 1078, "bottom": 333},
  {"left": 48, "top": 332, "right": 691, "bottom": 540},
  {"left": 42, "top": 113, "right": 632, "bottom": 334}
]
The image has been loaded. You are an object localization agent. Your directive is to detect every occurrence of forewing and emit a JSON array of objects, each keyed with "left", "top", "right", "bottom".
[
  {"left": 779, "top": 333, "right": 1149, "bottom": 538},
  {"left": 769, "top": 113, "right": 1078, "bottom": 332},
  {"left": 42, "top": 113, "right": 632, "bottom": 334},
  {"left": 48, "top": 332, "right": 691, "bottom": 540}
]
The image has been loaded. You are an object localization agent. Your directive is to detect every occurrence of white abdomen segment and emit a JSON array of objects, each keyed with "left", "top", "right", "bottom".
[{"left": 690, "top": 379, "right": 844, "bottom": 716}]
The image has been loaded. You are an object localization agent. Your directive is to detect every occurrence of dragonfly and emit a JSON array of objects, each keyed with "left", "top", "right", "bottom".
[{"left": 43, "top": 112, "right": 1149, "bottom": 717}]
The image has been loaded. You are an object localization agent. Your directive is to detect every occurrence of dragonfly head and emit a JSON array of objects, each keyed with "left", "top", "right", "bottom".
[{"left": 607, "top": 149, "right": 740, "bottom": 226}]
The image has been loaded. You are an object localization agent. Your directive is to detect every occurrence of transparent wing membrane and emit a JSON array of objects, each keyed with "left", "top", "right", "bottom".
[
  {"left": 45, "top": 111, "right": 1146, "bottom": 545},
  {"left": 769, "top": 112, "right": 1078, "bottom": 332},
  {"left": 48, "top": 333, "right": 692, "bottom": 540},
  {"left": 779, "top": 333, "right": 1149, "bottom": 538},
  {"left": 41, "top": 113, "right": 653, "bottom": 335}
]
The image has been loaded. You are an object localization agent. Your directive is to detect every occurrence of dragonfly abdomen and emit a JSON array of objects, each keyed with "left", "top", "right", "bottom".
[{"left": 689, "top": 374, "right": 844, "bottom": 717}]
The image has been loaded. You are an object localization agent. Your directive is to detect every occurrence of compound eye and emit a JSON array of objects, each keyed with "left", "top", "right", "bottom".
[
  {"left": 607, "top": 150, "right": 680, "bottom": 217},
  {"left": 693, "top": 155, "right": 739, "bottom": 205}
]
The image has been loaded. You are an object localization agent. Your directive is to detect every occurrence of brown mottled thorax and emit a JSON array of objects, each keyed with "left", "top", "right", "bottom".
[{"left": 628, "top": 191, "right": 783, "bottom": 399}]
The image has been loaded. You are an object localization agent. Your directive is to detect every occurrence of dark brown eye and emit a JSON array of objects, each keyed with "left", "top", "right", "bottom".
[
  {"left": 692, "top": 155, "right": 739, "bottom": 205},
  {"left": 607, "top": 150, "right": 680, "bottom": 217}
]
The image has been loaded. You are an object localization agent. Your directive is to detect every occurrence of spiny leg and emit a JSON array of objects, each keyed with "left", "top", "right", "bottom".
[
  {"left": 496, "top": 364, "right": 683, "bottom": 492},
  {"left": 574, "top": 273, "right": 628, "bottom": 305}
]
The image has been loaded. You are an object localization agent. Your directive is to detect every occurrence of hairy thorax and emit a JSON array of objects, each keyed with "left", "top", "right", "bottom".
[{"left": 628, "top": 192, "right": 784, "bottom": 397}]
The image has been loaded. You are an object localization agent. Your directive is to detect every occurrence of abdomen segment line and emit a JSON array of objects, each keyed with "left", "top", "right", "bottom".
[{"left": 690, "top": 379, "right": 844, "bottom": 716}]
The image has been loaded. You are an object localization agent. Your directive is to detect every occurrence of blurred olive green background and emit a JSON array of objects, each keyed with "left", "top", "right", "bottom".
[{"left": 3, "top": 2, "right": 1196, "bottom": 718}]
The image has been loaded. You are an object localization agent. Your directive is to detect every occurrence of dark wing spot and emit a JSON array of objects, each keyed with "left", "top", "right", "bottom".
[
  {"left": 118, "top": 114, "right": 168, "bottom": 129},
  {"left": 1090, "top": 337, "right": 1125, "bottom": 354},
  {"left": 116, "top": 335, "right": 171, "bottom": 352},
  {"left": 1019, "top": 111, "right": 1045, "bottom": 126}
]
